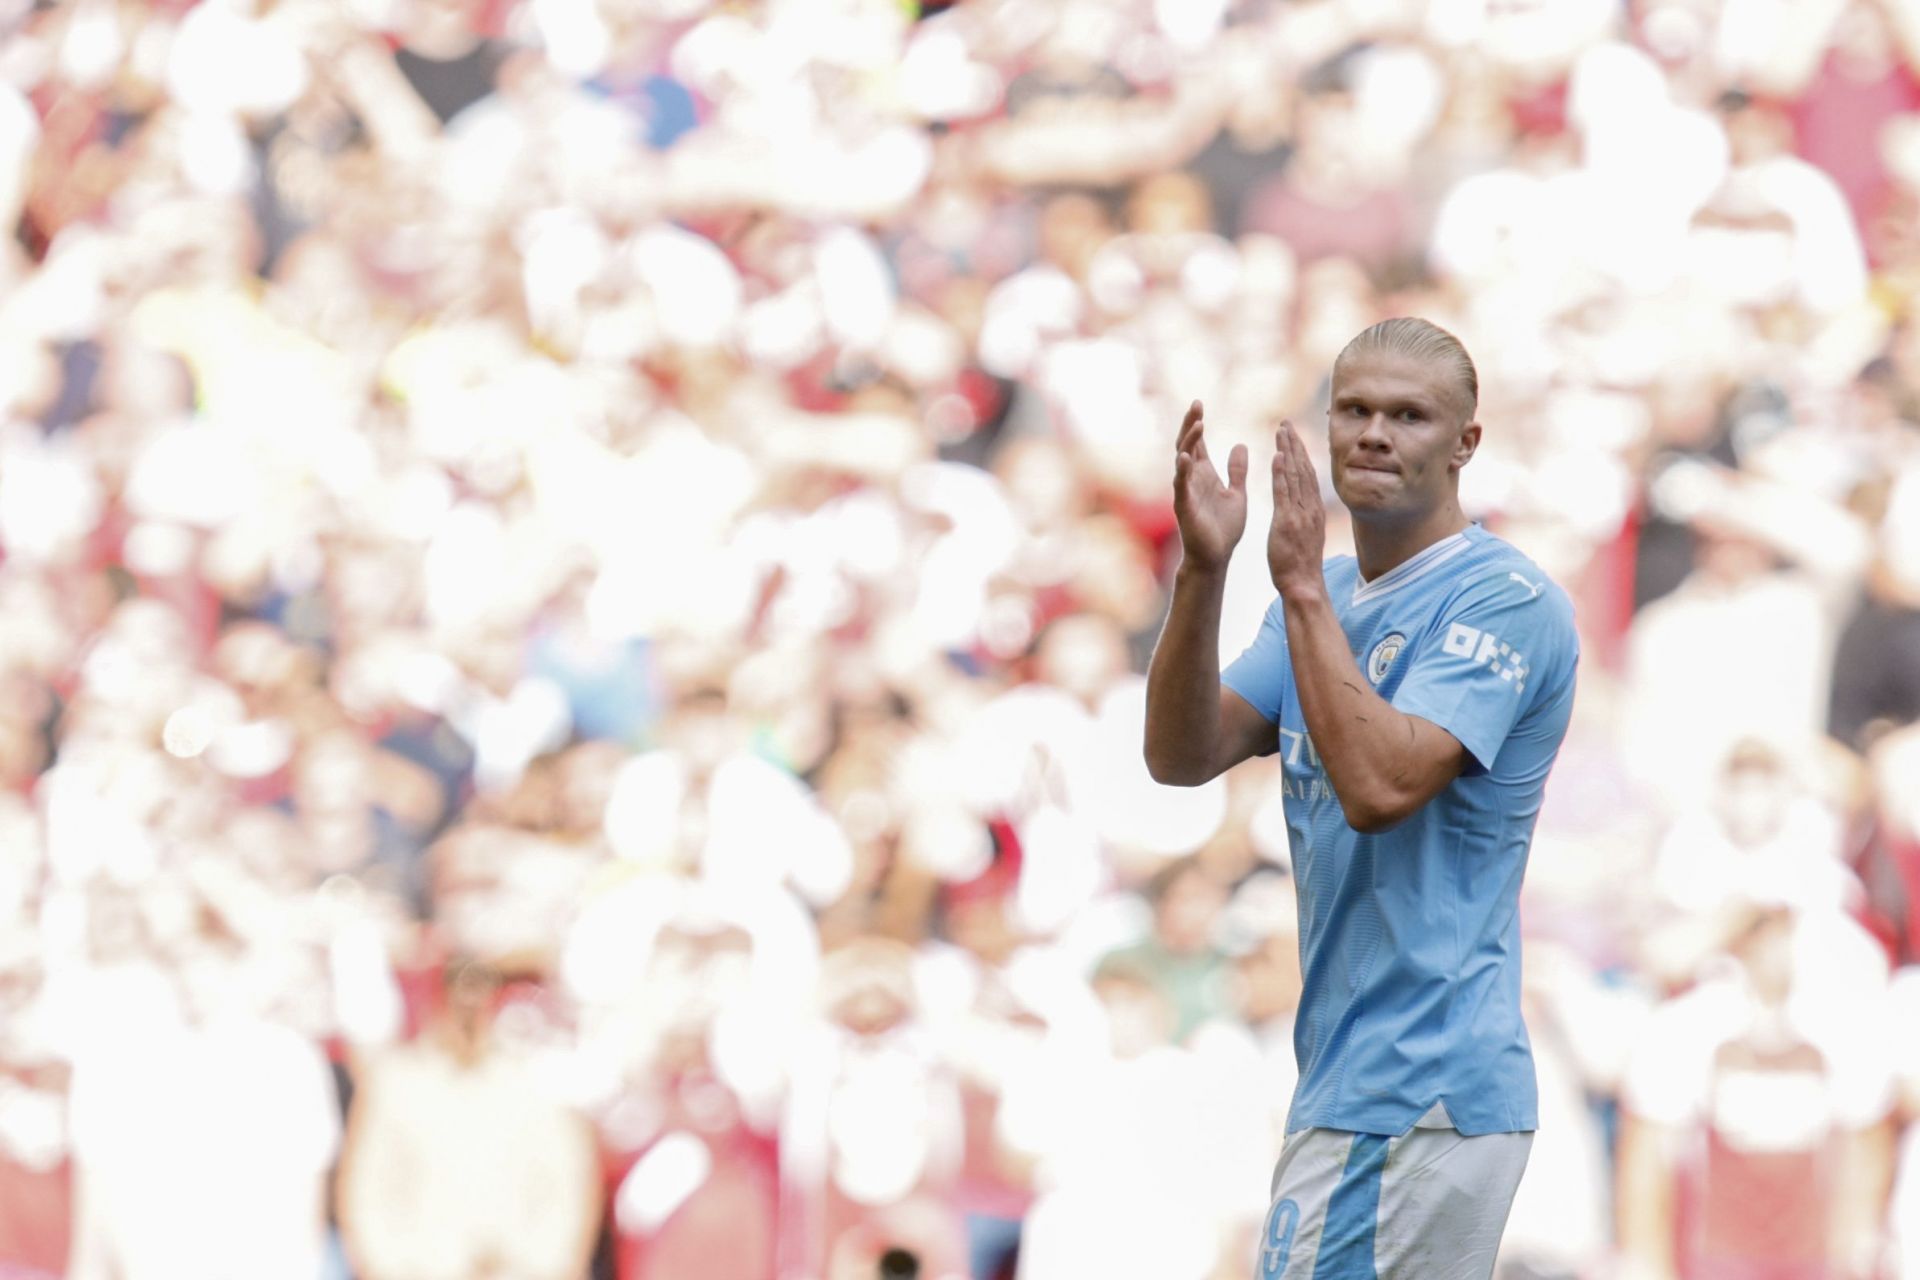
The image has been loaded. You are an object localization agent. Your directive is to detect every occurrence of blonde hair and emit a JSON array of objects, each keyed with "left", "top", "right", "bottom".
[{"left": 1334, "top": 318, "right": 1479, "bottom": 420}]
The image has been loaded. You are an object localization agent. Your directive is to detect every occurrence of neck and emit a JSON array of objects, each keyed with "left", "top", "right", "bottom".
[
  {"left": 405, "top": 16, "right": 482, "bottom": 60},
  {"left": 1352, "top": 502, "right": 1470, "bottom": 582}
]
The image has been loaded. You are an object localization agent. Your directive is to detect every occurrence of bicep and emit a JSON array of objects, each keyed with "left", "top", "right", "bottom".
[
  {"left": 1397, "top": 713, "right": 1468, "bottom": 798},
  {"left": 1215, "top": 685, "right": 1278, "bottom": 776},
  {"left": 1353, "top": 713, "right": 1467, "bottom": 830}
]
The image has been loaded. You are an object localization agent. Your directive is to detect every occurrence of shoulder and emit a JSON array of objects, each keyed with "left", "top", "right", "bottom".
[
  {"left": 1455, "top": 528, "right": 1566, "bottom": 597},
  {"left": 1445, "top": 530, "right": 1577, "bottom": 629}
]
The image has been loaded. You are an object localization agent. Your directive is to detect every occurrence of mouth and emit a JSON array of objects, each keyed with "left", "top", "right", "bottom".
[{"left": 1346, "top": 462, "right": 1399, "bottom": 475}]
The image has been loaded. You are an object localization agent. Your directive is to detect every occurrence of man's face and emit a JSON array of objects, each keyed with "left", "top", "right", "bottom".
[
  {"left": 1327, "top": 350, "right": 1478, "bottom": 524},
  {"left": 1155, "top": 870, "right": 1225, "bottom": 953}
]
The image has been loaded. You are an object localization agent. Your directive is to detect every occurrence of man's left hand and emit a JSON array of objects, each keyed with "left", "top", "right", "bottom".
[{"left": 1267, "top": 420, "right": 1327, "bottom": 598}]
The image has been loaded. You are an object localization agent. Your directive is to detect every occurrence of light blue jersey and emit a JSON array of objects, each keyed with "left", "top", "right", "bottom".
[{"left": 1222, "top": 524, "right": 1578, "bottom": 1137}]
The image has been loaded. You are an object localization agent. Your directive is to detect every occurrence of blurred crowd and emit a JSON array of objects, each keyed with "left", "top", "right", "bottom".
[{"left": 4, "top": 0, "right": 1920, "bottom": 1278}]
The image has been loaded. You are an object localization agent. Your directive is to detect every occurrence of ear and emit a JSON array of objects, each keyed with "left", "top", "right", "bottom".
[{"left": 1452, "top": 421, "right": 1481, "bottom": 472}]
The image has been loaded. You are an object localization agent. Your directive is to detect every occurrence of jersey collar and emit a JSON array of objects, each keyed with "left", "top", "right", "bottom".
[{"left": 1350, "top": 530, "right": 1473, "bottom": 606}]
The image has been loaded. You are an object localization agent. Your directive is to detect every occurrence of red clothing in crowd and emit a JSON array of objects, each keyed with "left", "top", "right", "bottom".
[
  {"left": 613, "top": 1124, "right": 779, "bottom": 1280},
  {"left": 1674, "top": 1037, "right": 1846, "bottom": 1280},
  {"left": 0, "top": 1157, "right": 68, "bottom": 1280},
  {"left": 1789, "top": 50, "right": 1920, "bottom": 263}
]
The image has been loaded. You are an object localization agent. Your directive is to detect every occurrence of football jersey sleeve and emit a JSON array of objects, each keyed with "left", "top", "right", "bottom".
[
  {"left": 1390, "top": 566, "right": 1577, "bottom": 772},
  {"left": 1222, "top": 597, "right": 1288, "bottom": 725}
]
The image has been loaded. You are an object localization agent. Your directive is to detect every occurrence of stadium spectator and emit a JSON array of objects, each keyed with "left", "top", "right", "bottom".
[
  {"left": 336, "top": 959, "right": 601, "bottom": 1280},
  {"left": 1095, "top": 856, "right": 1232, "bottom": 1043},
  {"left": 1616, "top": 905, "right": 1895, "bottom": 1280}
]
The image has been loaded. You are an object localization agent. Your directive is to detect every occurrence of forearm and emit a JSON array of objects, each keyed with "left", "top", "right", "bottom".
[
  {"left": 1144, "top": 561, "right": 1230, "bottom": 784},
  {"left": 1615, "top": 1116, "right": 1679, "bottom": 1280},
  {"left": 1830, "top": 1121, "right": 1895, "bottom": 1277},
  {"left": 1281, "top": 586, "right": 1426, "bottom": 829},
  {"left": 330, "top": 42, "right": 438, "bottom": 160}
]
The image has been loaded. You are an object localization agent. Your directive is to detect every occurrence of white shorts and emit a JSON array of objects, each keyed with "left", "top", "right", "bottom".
[{"left": 1256, "top": 1125, "right": 1533, "bottom": 1280}]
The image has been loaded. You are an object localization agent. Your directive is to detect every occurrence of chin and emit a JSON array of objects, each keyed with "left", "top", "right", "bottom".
[
  {"left": 1340, "top": 492, "right": 1418, "bottom": 527},
  {"left": 1334, "top": 481, "right": 1394, "bottom": 514}
]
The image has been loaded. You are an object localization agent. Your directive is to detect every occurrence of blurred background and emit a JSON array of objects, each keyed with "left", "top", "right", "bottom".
[{"left": 2, "top": 0, "right": 1920, "bottom": 1278}]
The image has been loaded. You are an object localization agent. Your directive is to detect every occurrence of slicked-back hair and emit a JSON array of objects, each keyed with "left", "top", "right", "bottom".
[{"left": 1334, "top": 317, "right": 1479, "bottom": 422}]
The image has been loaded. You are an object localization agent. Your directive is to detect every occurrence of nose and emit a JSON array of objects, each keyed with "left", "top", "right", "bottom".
[{"left": 1356, "top": 412, "right": 1393, "bottom": 449}]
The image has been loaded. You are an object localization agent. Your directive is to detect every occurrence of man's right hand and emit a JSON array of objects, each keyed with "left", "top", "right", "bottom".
[{"left": 1172, "top": 400, "right": 1249, "bottom": 573}]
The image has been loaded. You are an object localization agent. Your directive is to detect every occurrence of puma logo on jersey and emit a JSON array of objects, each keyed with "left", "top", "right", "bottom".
[
  {"left": 1444, "top": 622, "right": 1529, "bottom": 691},
  {"left": 1507, "top": 572, "right": 1543, "bottom": 599}
]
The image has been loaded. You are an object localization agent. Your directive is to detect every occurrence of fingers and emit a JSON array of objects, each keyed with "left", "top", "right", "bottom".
[
  {"left": 1284, "top": 419, "right": 1318, "bottom": 485},
  {"left": 1174, "top": 449, "right": 1205, "bottom": 500},
  {"left": 1177, "top": 400, "right": 1204, "bottom": 458},
  {"left": 1271, "top": 420, "right": 1318, "bottom": 505},
  {"left": 1271, "top": 424, "right": 1294, "bottom": 507},
  {"left": 1178, "top": 402, "right": 1223, "bottom": 475},
  {"left": 1226, "top": 443, "right": 1247, "bottom": 493}
]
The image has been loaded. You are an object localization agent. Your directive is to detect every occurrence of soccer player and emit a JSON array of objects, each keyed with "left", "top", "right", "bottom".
[{"left": 1143, "top": 318, "right": 1579, "bottom": 1279}]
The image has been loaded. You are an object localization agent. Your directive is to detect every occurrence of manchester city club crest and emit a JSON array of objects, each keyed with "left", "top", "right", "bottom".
[{"left": 1367, "top": 632, "right": 1407, "bottom": 684}]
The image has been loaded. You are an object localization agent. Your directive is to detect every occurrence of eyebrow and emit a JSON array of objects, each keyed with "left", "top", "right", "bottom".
[{"left": 1332, "top": 391, "right": 1443, "bottom": 417}]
